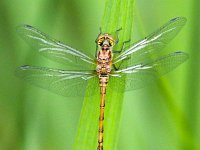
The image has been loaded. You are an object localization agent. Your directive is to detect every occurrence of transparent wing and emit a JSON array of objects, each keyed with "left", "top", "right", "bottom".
[
  {"left": 17, "top": 25, "right": 96, "bottom": 70},
  {"left": 113, "top": 17, "right": 187, "bottom": 68},
  {"left": 16, "top": 65, "right": 98, "bottom": 97},
  {"left": 110, "top": 52, "right": 188, "bottom": 92}
]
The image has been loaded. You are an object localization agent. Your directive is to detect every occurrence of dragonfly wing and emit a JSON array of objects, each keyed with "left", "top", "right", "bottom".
[
  {"left": 17, "top": 25, "right": 96, "bottom": 70},
  {"left": 110, "top": 52, "right": 188, "bottom": 91},
  {"left": 16, "top": 65, "right": 98, "bottom": 97},
  {"left": 113, "top": 17, "right": 187, "bottom": 68}
]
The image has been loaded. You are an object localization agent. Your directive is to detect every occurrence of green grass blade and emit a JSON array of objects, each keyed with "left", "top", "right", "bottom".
[{"left": 73, "top": 0, "right": 135, "bottom": 150}]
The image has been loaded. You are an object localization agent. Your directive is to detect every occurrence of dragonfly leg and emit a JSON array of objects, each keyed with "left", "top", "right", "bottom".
[
  {"left": 112, "top": 39, "right": 131, "bottom": 54},
  {"left": 122, "top": 39, "right": 131, "bottom": 49},
  {"left": 119, "top": 39, "right": 131, "bottom": 53},
  {"left": 95, "top": 27, "right": 103, "bottom": 57},
  {"left": 113, "top": 64, "right": 118, "bottom": 70},
  {"left": 112, "top": 56, "right": 131, "bottom": 70},
  {"left": 95, "top": 44, "right": 98, "bottom": 58},
  {"left": 99, "top": 27, "right": 102, "bottom": 34},
  {"left": 115, "top": 27, "right": 122, "bottom": 44}
]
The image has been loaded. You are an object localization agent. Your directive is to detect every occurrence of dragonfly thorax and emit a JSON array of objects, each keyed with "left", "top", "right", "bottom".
[
  {"left": 96, "top": 34, "right": 114, "bottom": 77},
  {"left": 96, "top": 49, "right": 112, "bottom": 77}
]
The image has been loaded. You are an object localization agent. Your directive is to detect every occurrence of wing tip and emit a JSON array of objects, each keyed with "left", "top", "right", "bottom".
[
  {"left": 19, "top": 65, "right": 31, "bottom": 69},
  {"left": 16, "top": 24, "right": 36, "bottom": 36},
  {"left": 15, "top": 65, "right": 26, "bottom": 78},
  {"left": 175, "top": 51, "right": 189, "bottom": 60},
  {"left": 16, "top": 24, "right": 29, "bottom": 31},
  {"left": 170, "top": 17, "right": 187, "bottom": 25},
  {"left": 17, "top": 24, "right": 33, "bottom": 29},
  {"left": 15, "top": 65, "right": 33, "bottom": 77}
]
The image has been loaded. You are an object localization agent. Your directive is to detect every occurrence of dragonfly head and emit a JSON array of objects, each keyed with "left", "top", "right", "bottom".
[{"left": 96, "top": 34, "right": 115, "bottom": 49}]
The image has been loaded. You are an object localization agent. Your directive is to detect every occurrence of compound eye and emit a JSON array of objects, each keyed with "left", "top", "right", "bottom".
[
  {"left": 109, "top": 40, "right": 114, "bottom": 46},
  {"left": 98, "top": 41, "right": 103, "bottom": 46},
  {"left": 97, "top": 37, "right": 105, "bottom": 46}
]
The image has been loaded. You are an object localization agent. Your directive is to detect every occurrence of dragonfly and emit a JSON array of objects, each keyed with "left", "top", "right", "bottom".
[{"left": 16, "top": 17, "right": 188, "bottom": 150}]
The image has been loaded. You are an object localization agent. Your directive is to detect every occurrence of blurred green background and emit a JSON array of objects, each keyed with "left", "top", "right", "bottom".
[{"left": 0, "top": 0, "right": 199, "bottom": 150}]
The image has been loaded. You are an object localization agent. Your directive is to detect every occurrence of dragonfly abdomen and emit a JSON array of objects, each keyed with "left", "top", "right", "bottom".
[{"left": 98, "top": 76, "right": 108, "bottom": 150}]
